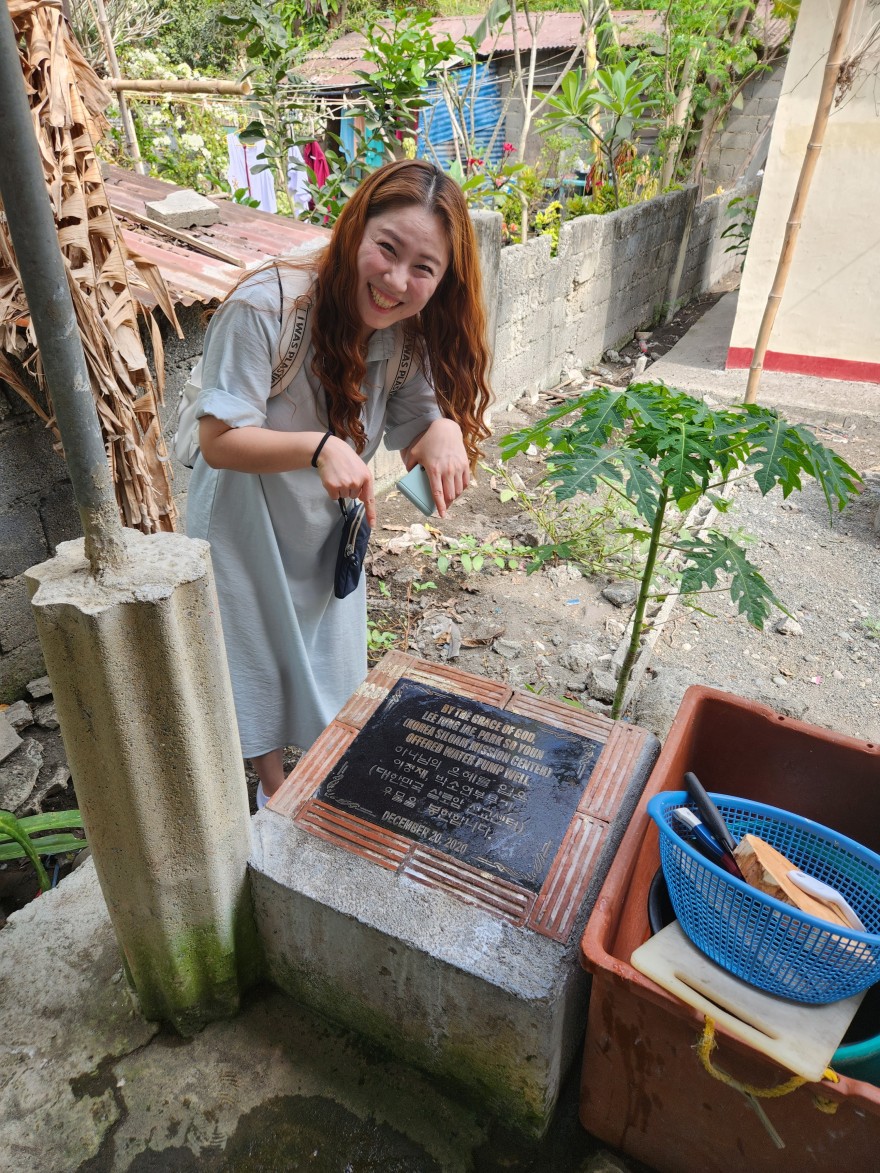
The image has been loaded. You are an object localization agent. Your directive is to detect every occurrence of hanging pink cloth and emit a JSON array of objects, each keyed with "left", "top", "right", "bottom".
[{"left": 302, "top": 142, "right": 330, "bottom": 190}]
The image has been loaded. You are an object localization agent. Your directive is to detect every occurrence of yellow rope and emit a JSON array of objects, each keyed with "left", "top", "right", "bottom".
[{"left": 696, "top": 1017, "right": 840, "bottom": 1104}]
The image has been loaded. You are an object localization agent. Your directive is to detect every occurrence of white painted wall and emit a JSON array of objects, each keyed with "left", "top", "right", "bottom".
[{"left": 729, "top": 0, "right": 880, "bottom": 379}]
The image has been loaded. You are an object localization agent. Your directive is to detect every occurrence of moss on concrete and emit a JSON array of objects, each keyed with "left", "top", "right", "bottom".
[
  {"left": 267, "top": 955, "right": 552, "bottom": 1138},
  {"left": 127, "top": 894, "right": 264, "bottom": 1036}
]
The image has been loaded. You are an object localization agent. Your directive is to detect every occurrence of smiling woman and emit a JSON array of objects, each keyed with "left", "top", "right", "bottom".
[
  {"left": 356, "top": 208, "right": 450, "bottom": 333},
  {"left": 186, "top": 160, "right": 492, "bottom": 806}
]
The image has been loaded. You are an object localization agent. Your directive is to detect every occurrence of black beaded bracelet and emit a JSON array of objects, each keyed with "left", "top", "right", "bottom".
[{"left": 310, "top": 430, "right": 333, "bottom": 468}]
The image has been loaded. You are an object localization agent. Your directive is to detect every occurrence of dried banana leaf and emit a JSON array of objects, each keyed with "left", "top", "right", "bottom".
[{"left": 0, "top": 0, "right": 183, "bottom": 533}]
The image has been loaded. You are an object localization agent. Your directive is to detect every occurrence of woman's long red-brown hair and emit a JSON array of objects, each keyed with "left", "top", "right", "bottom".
[{"left": 289, "top": 160, "right": 492, "bottom": 467}]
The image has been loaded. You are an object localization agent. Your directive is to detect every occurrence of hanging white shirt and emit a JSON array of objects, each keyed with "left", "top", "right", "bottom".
[
  {"left": 226, "top": 133, "right": 277, "bottom": 213},
  {"left": 287, "top": 144, "right": 311, "bottom": 216}
]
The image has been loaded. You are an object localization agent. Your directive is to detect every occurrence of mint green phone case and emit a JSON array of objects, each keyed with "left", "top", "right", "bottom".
[{"left": 396, "top": 465, "right": 435, "bottom": 515}]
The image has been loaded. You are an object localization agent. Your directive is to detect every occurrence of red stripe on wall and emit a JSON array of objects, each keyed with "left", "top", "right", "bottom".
[{"left": 726, "top": 347, "right": 880, "bottom": 384}]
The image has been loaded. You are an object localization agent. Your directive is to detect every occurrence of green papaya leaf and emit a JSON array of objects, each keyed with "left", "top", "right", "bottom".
[
  {"left": 788, "top": 423, "right": 861, "bottom": 512},
  {"left": 678, "top": 532, "right": 781, "bottom": 629}
]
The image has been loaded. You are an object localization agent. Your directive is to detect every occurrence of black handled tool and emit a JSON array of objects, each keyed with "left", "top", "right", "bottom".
[{"left": 683, "top": 771, "right": 738, "bottom": 854}]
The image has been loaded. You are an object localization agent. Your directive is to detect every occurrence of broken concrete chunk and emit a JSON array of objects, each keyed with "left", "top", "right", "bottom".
[
  {"left": 4, "top": 700, "right": 33, "bottom": 731},
  {"left": 0, "top": 714, "right": 23, "bottom": 764},
  {"left": 558, "top": 642, "right": 599, "bottom": 672},
  {"left": 0, "top": 736, "right": 43, "bottom": 810},
  {"left": 24, "top": 764, "right": 71, "bottom": 815},
  {"left": 27, "top": 675, "right": 52, "bottom": 699},
  {"left": 144, "top": 190, "right": 220, "bottom": 229},
  {"left": 492, "top": 637, "right": 523, "bottom": 659},
  {"left": 33, "top": 699, "right": 60, "bottom": 730},
  {"left": 602, "top": 582, "right": 638, "bottom": 608},
  {"left": 587, "top": 668, "right": 618, "bottom": 704}
]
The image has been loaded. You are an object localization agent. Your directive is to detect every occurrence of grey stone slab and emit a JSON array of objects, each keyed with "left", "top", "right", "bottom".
[
  {"left": 0, "top": 735, "right": 42, "bottom": 808},
  {"left": 25, "top": 763, "right": 71, "bottom": 814},
  {"left": 26, "top": 674, "right": 52, "bottom": 699},
  {"left": 0, "top": 712, "right": 22, "bottom": 762},
  {"left": 3, "top": 699, "right": 33, "bottom": 730},
  {"left": 145, "top": 190, "right": 220, "bottom": 228},
  {"left": 33, "top": 698, "right": 59, "bottom": 729},
  {"left": 0, "top": 862, "right": 158, "bottom": 1170}
]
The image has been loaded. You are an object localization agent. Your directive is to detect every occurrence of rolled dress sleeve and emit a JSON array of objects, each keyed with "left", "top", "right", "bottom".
[
  {"left": 383, "top": 349, "right": 442, "bottom": 452},
  {"left": 195, "top": 277, "right": 281, "bottom": 429}
]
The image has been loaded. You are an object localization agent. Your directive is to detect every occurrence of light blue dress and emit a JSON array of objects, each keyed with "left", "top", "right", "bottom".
[{"left": 186, "top": 267, "right": 441, "bottom": 757}]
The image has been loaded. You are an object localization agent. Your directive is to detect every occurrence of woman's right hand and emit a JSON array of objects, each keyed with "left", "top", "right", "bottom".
[
  {"left": 199, "top": 418, "right": 377, "bottom": 527},
  {"left": 315, "top": 436, "right": 376, "bottom": 527}
]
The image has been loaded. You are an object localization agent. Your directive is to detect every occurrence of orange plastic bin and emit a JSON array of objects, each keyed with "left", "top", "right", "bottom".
[{"left": 579, "top": 685, "right": 880, "bottom": 1172}]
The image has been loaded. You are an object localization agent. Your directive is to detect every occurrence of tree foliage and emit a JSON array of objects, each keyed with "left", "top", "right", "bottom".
[{"left": 544, "top": 59, "right": 657, "bottom": 208}]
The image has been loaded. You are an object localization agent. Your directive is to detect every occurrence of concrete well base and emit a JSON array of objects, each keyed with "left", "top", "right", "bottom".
[{"left": 250, "top": 652, "right": 659, "bottom": 1137}]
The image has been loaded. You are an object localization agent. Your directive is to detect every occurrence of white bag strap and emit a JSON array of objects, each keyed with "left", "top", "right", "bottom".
[
  {"left": 271, "top": 266, "right": 312, "bottom": 397},
  {"left": 385, "top": 325, "right": 416, "bottom": 396}
]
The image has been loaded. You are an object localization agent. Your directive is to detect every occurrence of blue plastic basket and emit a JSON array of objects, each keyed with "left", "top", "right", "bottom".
[{"left": 648, "top": 791, "right": 880, "bottom": 1003}]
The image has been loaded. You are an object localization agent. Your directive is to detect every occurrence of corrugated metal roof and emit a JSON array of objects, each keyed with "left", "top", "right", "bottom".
[
  {"left": 105, "top": 166, "right": 329, "bottom": 308},
  {"left": 302, "top": 11, "right": 665, "bottom": 90},
  {"left": 751, "top": 0, "right": 791, "bottom": 54},
  {"left": 421, "top": 63, "right": 504, "bottom": 166}
]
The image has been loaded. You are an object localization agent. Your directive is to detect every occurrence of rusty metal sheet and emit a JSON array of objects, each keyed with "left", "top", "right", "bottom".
[{"left": 106, "top": 166, "right": 329, "bottom": 308}]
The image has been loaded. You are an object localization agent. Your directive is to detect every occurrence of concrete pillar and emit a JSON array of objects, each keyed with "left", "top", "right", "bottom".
[
  {"left": 25, "top": 529, "right": 261, "bottom": 1035},
  {"left": 470, "top": 209, "right": 502, "bottom": 360}
]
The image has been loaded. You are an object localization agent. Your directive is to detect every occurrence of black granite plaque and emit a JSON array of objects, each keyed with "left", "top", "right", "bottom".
[{"left": 316, "top": 678, "right": 603, "bottom": 892}]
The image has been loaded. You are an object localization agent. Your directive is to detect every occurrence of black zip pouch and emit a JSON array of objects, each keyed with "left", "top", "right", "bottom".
[{"left": 334, "top": 499, "right": 371, "bottom": 599}]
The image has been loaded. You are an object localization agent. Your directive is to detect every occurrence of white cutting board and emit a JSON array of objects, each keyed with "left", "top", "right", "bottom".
[{"left": 631, "top": 921, "right": 864, "bottom": 1081}]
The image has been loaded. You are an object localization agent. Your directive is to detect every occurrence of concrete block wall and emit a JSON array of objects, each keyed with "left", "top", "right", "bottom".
[
  {"left": 703, "top": 63, "right": 785, "bottom": 189},
  {"left": 679, "top": 179, "right": 761, "bottom": 301},
  {"left": 0, "top": 385, "right": 81, "bottom": 700},
  {"left": 492, "top": 179, "right": 756, "bottom": 404}
]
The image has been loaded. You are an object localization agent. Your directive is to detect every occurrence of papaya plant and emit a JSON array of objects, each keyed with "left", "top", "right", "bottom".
[
  {"left": 0, "top": 809, "right": 86, "bottom": 894},
  {"left": 500, "top": 381, "right": 861, "bottom": 718},
  {"left": 543, "top": 61, "right": 657, "bottom": 210}
]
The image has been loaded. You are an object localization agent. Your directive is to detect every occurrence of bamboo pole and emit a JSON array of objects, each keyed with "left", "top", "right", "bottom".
[
  {"left": 91, "top": 0, "right": 146, "bottom": 174},
  {"left": 744, "top": 0, "right": 857, "bottom": 404},
  {"left": 106, "top": 78, "right": 252, "bottom": 95}
]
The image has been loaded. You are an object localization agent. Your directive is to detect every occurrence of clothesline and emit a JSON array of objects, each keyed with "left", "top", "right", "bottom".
[{"left": 225, "top": 134, "right": 329, "bottom": 214}]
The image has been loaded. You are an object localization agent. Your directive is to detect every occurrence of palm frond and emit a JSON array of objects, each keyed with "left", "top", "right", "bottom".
[{"left": 1, "top": 0, "right": 181, "bottom": 534}]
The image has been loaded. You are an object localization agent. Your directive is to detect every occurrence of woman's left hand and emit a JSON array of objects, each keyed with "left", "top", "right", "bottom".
[{"left": 402, "top": 418, "right": 469, "bottom": 518}]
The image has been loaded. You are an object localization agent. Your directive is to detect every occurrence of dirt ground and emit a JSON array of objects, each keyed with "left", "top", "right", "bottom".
[{"left": 364, "top": 285, "right": 880, "bottom": 758}]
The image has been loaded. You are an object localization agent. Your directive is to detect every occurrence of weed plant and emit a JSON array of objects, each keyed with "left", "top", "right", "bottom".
[
  {"left": 486, "top": 462, "right": 643, "bottom": 579},
  {"left": 0, "top": 809, "right": 85, "bottom": 894}
]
